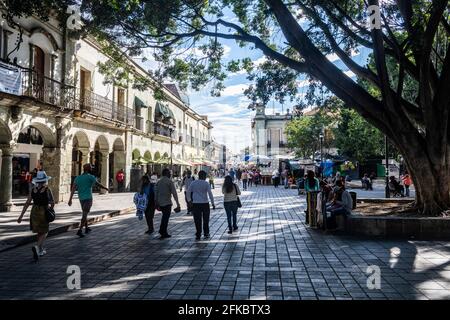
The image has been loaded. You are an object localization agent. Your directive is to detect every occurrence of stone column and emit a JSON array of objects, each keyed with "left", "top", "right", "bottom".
[
  {"left": 41, "top": 147, "right": 65, "bottom": 203},
  {"left": 78, "top": 147, "right": 90, "bottom": 167},
  {"left": 99, "top": 151, "right": 109, "bottom": 194},
  {"left": 0, "top": 146, "right": 13, "bottom": 212}
]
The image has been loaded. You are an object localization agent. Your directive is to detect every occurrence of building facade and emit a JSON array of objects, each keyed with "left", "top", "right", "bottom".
[
  {"left": 251, "top": 105, "right": 293, "bottom": 158},
  {"left": 0, "top": 12, "right": 212, "bottom": 211}
]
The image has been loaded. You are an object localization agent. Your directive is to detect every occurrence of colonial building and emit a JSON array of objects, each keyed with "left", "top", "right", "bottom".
[
  {"left": 251, "top": 105, "right": 293, "bottom": 158},
  {"left": 0, "top": 12, "right": 213, "bottom": 211}
]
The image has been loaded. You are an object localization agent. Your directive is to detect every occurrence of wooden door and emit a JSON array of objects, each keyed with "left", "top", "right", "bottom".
[
  {"left": 33, "top": 46, "right": 45, "bottom": 100},
  {"left": 80, "top": 69, "right": 91, "bottom": 110}
]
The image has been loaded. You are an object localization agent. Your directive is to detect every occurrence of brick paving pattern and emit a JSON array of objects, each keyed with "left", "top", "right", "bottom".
[{"left": 0, "top": 185, "right": 449, "bottom": 300}]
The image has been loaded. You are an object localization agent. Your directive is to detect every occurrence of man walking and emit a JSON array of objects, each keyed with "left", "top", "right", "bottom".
[
  {"left": 68, "top": 164, "right": 109, "bottom": 238},
  {"left": 155, "top": 168, "right": 181, "bottom": 239},
  {"left": 187, "top": 170, "right": 215, "bottom": 240},
  {"left": 116, "top": 169, "right": 125, "bottom": 192},
  {"left": 180, "top": 170, "right": 195, "bottom": 215}
]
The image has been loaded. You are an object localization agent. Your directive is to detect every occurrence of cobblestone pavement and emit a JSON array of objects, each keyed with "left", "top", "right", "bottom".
[
  {"left": 0, "top": 192, "right": 135, "bottom": 250},
  {"left": 0, "top": 185, "right": 449, "bottom": 300}
]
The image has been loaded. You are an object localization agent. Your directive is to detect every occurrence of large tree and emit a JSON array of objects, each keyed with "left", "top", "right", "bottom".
[
  {"left": 4, "top": 0, "right": 450, "bottom": 215},
  {"left": 286, "top": 109, "right": 333, "bottom": 159}
]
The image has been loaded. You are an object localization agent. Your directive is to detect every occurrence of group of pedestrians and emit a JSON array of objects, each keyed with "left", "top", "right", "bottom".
[
  {"left": 228, "top": 168, "right": 261, "bottom": 191},
  {"left": 17, "top": 164, "right": 245, "bottom": 261}
]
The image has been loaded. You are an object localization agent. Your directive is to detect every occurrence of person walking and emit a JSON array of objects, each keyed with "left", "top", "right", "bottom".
[
  {"left": 272, "top": 169, "right": 280, "bottom": 188},
  {"left": 155, "top": 168, "right": 181, "bottom": 239},
  {"left": 68, "top": 164, "right": 109, "bottom": 238},
  {"left": 180, "top": 170, "right": 195, "bottom": 215},
  {"left": 241, "top": 170, "right": 248, "bottom": 191},
  {"left": 187, "top": 170, "right": 215, "bottom": 240},
  {"left": 402, "top": 172, "right": 412, "bottom": 197},
  {"left": 236, "top": 168, "right": 242, "bottom": 186},
  {"left": 229, "top": 168, "right": 236, "bottom": 182},
  {"left": 116, "top": 169, "right": 125, "bottom": 192},
  {"left": 222, "top": 175, "right": 241, "bottom": 234},
  {"left": 254, "top": 170, "right": 261, "bottom": 187},
  {"left": 247, "top": 170, "right": 253, "bottom": 188},
  {"left": 208, "top": 173, "right": 215, "bottom": 189},
  {"left": 17, "top": 171, "right": 55, "bottom": 261},
  {"left": 140, "top": 175, "right": 156, "bottom": 234}
]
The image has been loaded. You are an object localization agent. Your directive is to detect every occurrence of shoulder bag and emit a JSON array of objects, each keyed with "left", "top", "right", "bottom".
[{"left": 234, "top": 184, "right": 242, "bottom": 208}]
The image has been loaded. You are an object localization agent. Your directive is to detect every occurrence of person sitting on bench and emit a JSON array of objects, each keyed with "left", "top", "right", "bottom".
[
  {"left": 389, "top": 176, "right": 405, "bottom": 197},
  {"left": 326, "top": 180, "right": 353, "bottom": 230}
]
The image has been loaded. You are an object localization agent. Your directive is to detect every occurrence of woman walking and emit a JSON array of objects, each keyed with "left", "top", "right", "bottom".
[
  {"left": 140, "top": 175, "right": 156, "bottom": 234},
  {"left": 222, "top": 176, "right": 241, "bottom": 234},
  {"left": 17, "top": 171, "right": 54, "bottom": 261}
]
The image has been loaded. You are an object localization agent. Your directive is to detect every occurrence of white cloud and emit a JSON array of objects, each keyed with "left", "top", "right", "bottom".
[
  {"left": 297, "top": 79, "right": 310, "bottom": 87},
  {"left": 221, "top": 84, "right": 249, "bottom": 97},
  {"left": 326, "top": 49, "right": 360, "bottom": 63}
]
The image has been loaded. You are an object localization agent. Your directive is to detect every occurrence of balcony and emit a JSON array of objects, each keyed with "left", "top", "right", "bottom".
[
  {"left": 154, "top": 121, "right": 175, "bottom": 139},
  {"left": 0, "top": 62, "right": 75, "bottom": 110},
  {"left": 267, "top": 141, "right": 287, "bottom": 148},
  {"left": 75, "top": 89, "right": 134, "bottom": 126}
]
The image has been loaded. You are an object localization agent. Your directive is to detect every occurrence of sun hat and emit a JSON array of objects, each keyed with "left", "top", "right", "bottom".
[{"left": 32, "top": 171, "right": 52, "bottom": 184}]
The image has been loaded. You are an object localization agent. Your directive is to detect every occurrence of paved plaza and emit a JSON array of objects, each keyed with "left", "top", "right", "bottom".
[{"left": 0, "top": 184, "right": 449, "bottom": 300}]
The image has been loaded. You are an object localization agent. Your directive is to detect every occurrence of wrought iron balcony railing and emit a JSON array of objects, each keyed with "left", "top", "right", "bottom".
[
  {"left": 154, "top": 121, "right": 174, "bottom": 138},
  {"left": 75, "top": 88, "right": 134, "bottom": 126},
  {"left": 0, "top": 62, "right": 75, "bottom": 109}
]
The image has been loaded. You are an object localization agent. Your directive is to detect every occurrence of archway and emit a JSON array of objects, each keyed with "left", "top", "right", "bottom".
[
  {"left": 12, "top": 123, "right": 56, "bottom": 198},
  {"left": 143, "top": 151, "right": 152, "bottom": 174},
  {"left": 110, "top": 138, "right": 126, "bottom": 192},
  {"left": 92, "top": 135, "right": 109, "bottom": 193},
  {"left": 71, "top": 131, "right": 90, "bottom": 186}
]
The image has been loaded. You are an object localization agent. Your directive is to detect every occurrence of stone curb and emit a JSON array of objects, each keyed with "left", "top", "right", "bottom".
[{"left": 0, "top": 207, "right": 135, "bottom": 253}]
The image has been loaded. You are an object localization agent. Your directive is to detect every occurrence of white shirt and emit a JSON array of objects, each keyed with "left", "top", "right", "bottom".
[
  {"left": 182, "top": 176, "right": 195, "bottom": 191},
  {"left": 186, "top": 180, "right": 214, "bottom": 204}
]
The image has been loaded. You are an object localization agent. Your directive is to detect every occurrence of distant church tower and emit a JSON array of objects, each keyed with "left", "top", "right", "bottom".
[{"left": 254, "top": 104, "right": 266, "bottom": 156}]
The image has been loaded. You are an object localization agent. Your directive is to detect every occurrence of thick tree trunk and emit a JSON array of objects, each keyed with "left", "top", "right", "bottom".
[{"left": 395, "top": 138, "right": 450, "bottom": 216}]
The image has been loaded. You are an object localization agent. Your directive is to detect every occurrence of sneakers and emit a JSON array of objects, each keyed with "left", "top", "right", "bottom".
[
  {"left": 85, "top": 227, "right": 92, "bottom": 234},
  {"left": 160, "top": 234, "right": 172, "bottom": 239},
  {"left": 32, "top": 246, "right": 39, "bottom": 261},
  {"left": 39, "top": 249, "right": 47, "bottom": 256},
  {"left": 195, "top": 236, "right": 201, "bottom": 241},
  {"left": 145, "top": 229, "right": 154, "bottom": 234},
  {"left": 76, "top": 229, "right": 85, "bottom": 238},
  {"left": 203, "top": 234, "right": 210, "bottom": 239},
  {"left": 227, "top": 229, "right": 232, "bottom": 234},
  {"left": 233, "top": 226, "right": 238, "bottom": 231}
]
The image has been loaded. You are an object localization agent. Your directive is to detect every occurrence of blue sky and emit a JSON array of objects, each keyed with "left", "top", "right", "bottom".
[
  {"left": 140, "top": 9, "right": 371, "bottom": 154},
  {"left": 186, "top": 40, "right": 370, "bottom": 154}
]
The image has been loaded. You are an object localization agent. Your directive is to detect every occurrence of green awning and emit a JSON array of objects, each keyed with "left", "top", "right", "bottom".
[
  {"left": 134, "top": 96, "right": 148, "bottom": 108},
  {"left": 156, "top": 101, "right": 174, "bottom": 119}
]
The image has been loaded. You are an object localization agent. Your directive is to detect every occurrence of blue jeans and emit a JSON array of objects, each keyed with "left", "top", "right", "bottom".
[{"left": 224, "top": 201, "right": 239, "bottom": 229}]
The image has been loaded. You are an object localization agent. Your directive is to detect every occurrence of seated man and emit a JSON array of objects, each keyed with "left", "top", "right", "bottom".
[
  {"left": 361, "top": 173, "right": 372, "bottom": 190},
  {"left": 389, "top": 176, "right": 405, "bottom": 197},
  {"left": 326, "top": 180, "right": 353, "bottom": 230}
]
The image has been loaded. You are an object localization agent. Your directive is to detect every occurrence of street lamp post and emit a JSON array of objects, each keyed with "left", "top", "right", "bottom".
[
  {"left": 319, "top": 129, "right": 324, "bottom": 179},
  {"left": 169, "top": 125, "right": 175, "bottom": 174}
]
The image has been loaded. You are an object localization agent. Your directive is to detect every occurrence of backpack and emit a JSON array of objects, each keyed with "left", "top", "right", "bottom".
[{"left": 134, "top": 192, "right": 148, "bottom": 211}]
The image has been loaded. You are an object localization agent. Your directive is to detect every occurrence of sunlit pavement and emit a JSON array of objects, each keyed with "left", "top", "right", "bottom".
[{"left": 0, "top": 185, "right": 449, "bottom": 300}]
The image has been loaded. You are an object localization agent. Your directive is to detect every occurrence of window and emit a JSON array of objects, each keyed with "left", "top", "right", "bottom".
[{"left": 117, "top": 88, "right": 126, "bottom": 106}]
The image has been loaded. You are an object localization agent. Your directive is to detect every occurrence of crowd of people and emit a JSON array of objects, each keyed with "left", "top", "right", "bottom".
[
  {"left": 17, "top": 165, "right": 247, "bottom": 261},
  {"left": 16, "top": 162, "right": 414, "bottom": 261}
]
